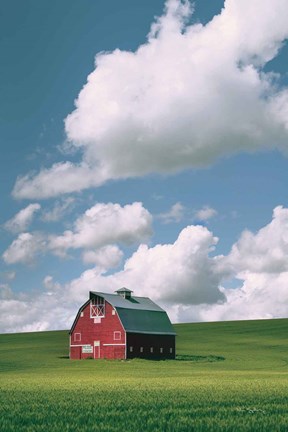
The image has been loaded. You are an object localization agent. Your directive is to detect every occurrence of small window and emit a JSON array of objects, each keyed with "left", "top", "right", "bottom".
[
  {"left": 170, "top": 348, "right": 173, "bottom": 354},
  {"left": 94, "top": 317, "right": 101, "bottom": 324},
  {"left": 114, "top": 331, "right": 121, "bottom": 341},
  {"left": 80, "top": 312, "right": 84, "bottom": 317},
  {"left": 140, "top": 347, "right": 143, "bottom": 353},
  {"left": 150, "top": 347, "right": 153, "bottom": 353},
  {"left": 129, "top": 346, "right": 133, "bottom": 353},
  {"left": 112, "top": 309, "right": 116, "bottom": 315},
  {"left": 160, "top": 347, "right": 163, "bottom": 354},
  {"left": 74, "top": 333, "right": 81, "bottom": 342}
]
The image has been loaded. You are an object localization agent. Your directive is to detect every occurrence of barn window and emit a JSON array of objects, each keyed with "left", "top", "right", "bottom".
[
  {"left": 112, "top": 309, "right": 116, "bottom": 315},
  {"left": 90, "top": 296, "right": 105, "bottom": 318},
  {"left": 170, "top": 348, "right": 173, "bottom": 354},
  {"left": 74, "top": 333, "right": 81, "bottom": 342},
  {"left": 80, "top": 312, "right": 84, "bottom": 317},
  {"left": 160, "top": 348, "right": 163, "bottom": 354},
  {"left": 114, "top": 331, "right": 121, "bottom": 341},
  {"left": 129, "top": 346, "right": 133, "bottom": 353},
  {"left": 150, "top": 347, "right": 153, "bottom": 353},
  {"left": 140, "top": 347, "right": 143, "bottom": 353}
]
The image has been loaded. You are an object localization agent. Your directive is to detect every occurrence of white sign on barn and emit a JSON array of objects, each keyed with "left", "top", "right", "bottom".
[{"left": 82, "top": 345, "right": 93, "bottom": 354}]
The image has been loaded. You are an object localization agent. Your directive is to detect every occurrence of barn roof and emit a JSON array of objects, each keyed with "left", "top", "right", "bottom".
[
  {"left": 90, "top": 291, "right": 164, "bottom": 312},
  {"left": 91, "top": 291, "right": 176, "bottom": 336}
]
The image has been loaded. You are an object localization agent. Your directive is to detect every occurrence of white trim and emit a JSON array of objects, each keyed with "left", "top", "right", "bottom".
[
  {"left": 114, "top": 331, "right": 121, "bottom": 341},
  {"left": 70, "top": 344, "right": 84, "bottom": 347},
  {"left": 112, "top": 304, "right": 127, "bottom": 359},
  {"left": 94, "top": 341, "right": 100, "bottom": 359},
  {"left": 74, "top": 332, "right": 81, "bottom": 342},
  {"left": 103, "top": 343, "right": 126, "bottom": 346}
]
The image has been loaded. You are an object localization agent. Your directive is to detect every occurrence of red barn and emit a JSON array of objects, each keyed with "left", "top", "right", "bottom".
[{"left": 69, "top": 288, "right": 176, "bottom": 360}]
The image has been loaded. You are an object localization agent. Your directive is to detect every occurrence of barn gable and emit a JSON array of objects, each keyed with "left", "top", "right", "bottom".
[{"left": 89, "top": 291, "right": 176, "bottom": 336}]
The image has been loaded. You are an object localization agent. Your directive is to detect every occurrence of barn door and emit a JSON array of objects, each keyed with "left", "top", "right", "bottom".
[{"left": 94, "top": 341, "right": 100, "bottom": 359}]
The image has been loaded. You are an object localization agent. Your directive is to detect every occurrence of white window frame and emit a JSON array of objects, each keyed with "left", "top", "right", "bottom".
[
  {"left": 114, "top": 331, "right": 121, "bottom": 341},
  {"left": 90, "top": 296, "right": 105, "bottom": 318},
  {"left": 74, "top": 332, "right": 81, "bottom": 342}
]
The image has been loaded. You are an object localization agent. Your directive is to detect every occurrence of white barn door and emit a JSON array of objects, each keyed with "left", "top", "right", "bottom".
[{"left": 94, "top": 341, "right": 100, "bottom": 359}]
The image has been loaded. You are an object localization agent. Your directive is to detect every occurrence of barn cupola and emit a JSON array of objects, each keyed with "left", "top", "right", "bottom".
[{"left": 115, "top": 287, "right": 133, "bottom": 300}]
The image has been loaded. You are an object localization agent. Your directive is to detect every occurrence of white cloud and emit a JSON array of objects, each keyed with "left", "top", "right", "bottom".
[
  {"left": 1, "top": 271, "right": 16, "bottom": 281},
  {"left": 2, "top": 233, "right": 46, "bottom": 265},
  {"left": 12, "top": 0, "right": 288, "bottom": 199},
  {"left": 82, "top": 245, "right": 123, "bottom": 269},
  {"left": 158, "top": 202, "right": 185, "bottom": 223},
  {"left": 0, "top": 284, "right": 13, "bottom": 300},
  {"left": 224, "top": 206, "right": 288, "bottom": 274},
  {"left": 194, "top": 206, "right": 217, "bottom": 222},
  {"left": 2, "top": 202, "right": 152, "bottom": 265},
  {"left": 193, "top": 205, "right": 288, "bottom": 321},
  {"left": 41, "top": 197, "right": 75, "bottom": 222},
  {"left": 4, "top": 203, "right": 41, "bottom": 233},
  {"left": 4, "top": 205, "right": 288, "bottom": 333},
  {"left": 49, "top": 202, "right": 152, "bottom": 255},
  {"left": 54, "top": 224, "right": 225, "bottom": 307}
]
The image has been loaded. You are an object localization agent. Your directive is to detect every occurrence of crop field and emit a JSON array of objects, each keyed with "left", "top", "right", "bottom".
[{"left": 1, "top": 319, "right": 288, "bottom": 431}]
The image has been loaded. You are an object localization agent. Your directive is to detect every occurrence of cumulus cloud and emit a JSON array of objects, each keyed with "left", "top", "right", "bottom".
[
  {"left": 49, "top": 202, "right": 152, "bottom": 256},
  {"left": 158, "top": 202, "right": 185, "bottom": 223},
  {"left": 2, "top": 202, "right": 152, "bottom": 265},
  {"left": 4, "top": 203, "right": 41, "bottom": 233},
  {"left": 4, "top": 205, "right": 288, "bottom": 332},
  {"left": 51, "top": 224, "right": 226, "bottom": 307},
  {"left": 41, "top": 197, "right": 75, "bottom": 222},
  {"left": 2, "top": 233, "right": 46, "bottom": 265},
  {"left": 224, "top": 206, "right": 288, "bottom": 274},
  {"left": 82, "top": 245, "right": 123, "bottom": 269},
  {"left": 194, "top": 206, "right": 217, "bottom": 222},
  {"left": 12, "top": 0, "right": 288, "bottom": 199}
]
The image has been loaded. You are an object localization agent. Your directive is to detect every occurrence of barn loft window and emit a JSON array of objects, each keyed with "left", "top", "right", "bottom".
[
  {"left": 114, "top": 331, "right": 121, "bottom": 341},
  {"left": 90, "top": 296, "right": 105, "bottom": 318},
  {"left": 74, "top": 333, "right": 81, "bottom": 342}
]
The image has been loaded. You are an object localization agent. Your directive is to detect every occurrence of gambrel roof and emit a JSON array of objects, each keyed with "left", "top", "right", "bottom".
[{"left": 70, "top": 291, "right": 176, "bottom": 336}]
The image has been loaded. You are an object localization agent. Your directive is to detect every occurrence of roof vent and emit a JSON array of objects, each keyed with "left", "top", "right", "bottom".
[{"left": 115, "top": 287, "right": 133, "bottom": 300}]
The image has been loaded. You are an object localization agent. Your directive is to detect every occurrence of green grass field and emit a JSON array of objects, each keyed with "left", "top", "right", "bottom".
[{"left": 1, "top": 319, "right": 288, "bottom": 431}]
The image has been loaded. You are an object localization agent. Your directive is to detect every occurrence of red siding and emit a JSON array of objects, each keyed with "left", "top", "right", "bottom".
[{"left": 70, "top": 300, "right": 125, "bottom": 360}]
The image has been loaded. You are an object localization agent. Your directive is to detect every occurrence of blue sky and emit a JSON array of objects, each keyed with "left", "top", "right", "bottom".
[{"left": 1, "top": 0, "right": 288, "bottom": 332}]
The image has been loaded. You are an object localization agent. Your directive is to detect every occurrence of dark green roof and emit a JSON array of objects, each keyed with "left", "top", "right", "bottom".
[
  {"left": 116, "top": 308, "right": 176, "bottom": 335},
  {"left": 90, "top": 291, "right": 164, "bottom": 312},
  {"left": 90, "top": 291, "right": 176, "bottom": 336}
]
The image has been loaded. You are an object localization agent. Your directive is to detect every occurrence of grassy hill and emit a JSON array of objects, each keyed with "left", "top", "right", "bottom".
[{"left": 1, "top": 319, "right": 288, "bottom": 431}]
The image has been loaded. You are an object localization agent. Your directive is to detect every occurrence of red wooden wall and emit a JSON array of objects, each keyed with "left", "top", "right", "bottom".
[{"left": 70, "top": 300, "right": 125, "bottom": 360}]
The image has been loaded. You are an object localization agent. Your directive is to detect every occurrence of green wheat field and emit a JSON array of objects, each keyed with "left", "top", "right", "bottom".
[{"left": 1, "top": 319, "right": 288, "bottom": 431}]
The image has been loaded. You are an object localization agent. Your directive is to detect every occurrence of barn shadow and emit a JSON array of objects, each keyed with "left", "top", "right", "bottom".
[{"left": 176, "top": 354, "right": 225, "bottom": 362}]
